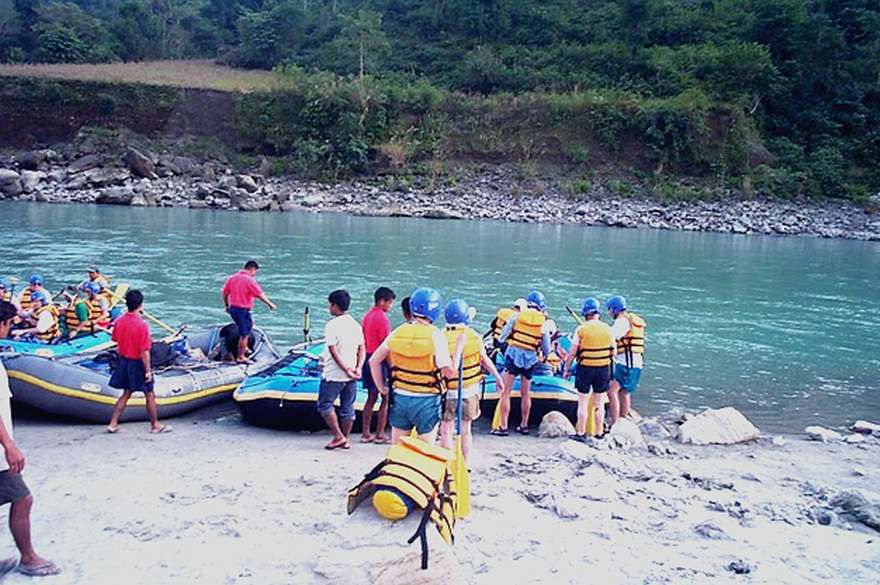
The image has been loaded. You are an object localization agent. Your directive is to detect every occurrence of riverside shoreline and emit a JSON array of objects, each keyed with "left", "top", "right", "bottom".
[{"left": 4, "top": 403, "right": 879, "bottom": 585}]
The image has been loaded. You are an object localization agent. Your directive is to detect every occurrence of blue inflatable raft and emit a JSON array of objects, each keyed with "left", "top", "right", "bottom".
[{"left": 0, "top": 332, "right": 114, "bottom": 358}]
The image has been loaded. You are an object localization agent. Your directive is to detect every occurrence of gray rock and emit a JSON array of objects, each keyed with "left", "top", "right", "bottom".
[
  {"left": 86, "top": 168, "right": 130, "bottom": 187},
  {"left": 805, "top": 425, "right": 842, "bottom": 442},
  {"left": 538, "top": 411, "right": 576, "bottom": 438},
  {"left": 677, "top": 407, "right": 760, "bottom": 445},
  {"left": 236, "top": 174, "right": 259, "bottom": 193},
  {"left": 20, "top": 170, "right": 45, "bottom": 193},
  {"left": 421, "top": 208, "right": 465, "bottom": 220},
  {"left": 694, "top": 522, "right": 730, "bottom": 540},
  {"left": 64, "top": 175, "right": 89, "bottom": 190},
  {"left": 301, "top": 194, "right": 323, "bottom": 208},
  {"left": 172, "top": 156, "right": 195, "bottom": 175},
  {"left": 194, "top": 183, "right": 212, "bottom": 200},
  {"left": 727, "top": 560, "right": 753, "bottom": 574},
  {"left": 125, "top": 148, "right": 157, "bottom": 179},
  {"left": 610, "top": 419, "right": 645, "bottom": 449},
  {"left": 844, "top": 433, "right": 866, "bottom": 444},
  {"left": 129, "top": 193, "right": 147, "bottom": 207},
  {"left": 638, "top": 418, "right": 671, "bottom": 441},
  {"left": 189, "top": 200, "right": 209, "bottom": 209},
  {"left": 0, "top": 169, "right": 21, "bottom": 187},
  {"left": 16, "top": 150, "right": 49, "bottom": 171},
  {"left": 200, "top": 166, "right": 216, "bottom": 182},
  {"left": 95, "top": 187, "right": 134, "bottom": 205},
  {"left": 851, "top": 420, "right": 880, "bottom": 434},
  {"left": 1, "top": 179, "right": 23, "bottom": 196},
  {"left": 771, "top": 436, "right": 787, "bottom": 447},
  {"left": 830, "top": 491, "right": 880, "bottom": 532},
  {"left": 68, "top": 154, "right": 101, "bottom": 174}
]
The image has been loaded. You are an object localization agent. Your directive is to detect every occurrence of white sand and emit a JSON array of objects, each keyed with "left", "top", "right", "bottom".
[{"left": 3, "top": 403, "right": 879, "bottom": 584}]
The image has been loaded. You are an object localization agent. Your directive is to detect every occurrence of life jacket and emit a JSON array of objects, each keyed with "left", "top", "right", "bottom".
[
  {"left": 506, "top": 309, "right": 545, "bottom": 351},
  {"left": 65, "top": 298, "right": 105, "bottom": 333},
  {"left": 616, "top": 312, "right": 647, "bottom": 367},
  {"left": 576, "top": 320, "right": 615, "bottom": 367},
  {"left": 347, "top": 437, "right": 456, "bottom": 570},
  {"left": 35, "top": 305, "right": 61, "bottom": 342},
  {"left": 19, "top": 286, "right": 38, "bottom": 312},
  {"left": 545, "top": 350, "right": 562, "bottom": 372},
  {"left": 491, "top": 308, "right": 515, "bottom": 342},
  {"left": 388, "top": 322, "right": 444, "bottom": 394},
  {"left": 444, "top": 325, "right": 484, "bottom": 390}
]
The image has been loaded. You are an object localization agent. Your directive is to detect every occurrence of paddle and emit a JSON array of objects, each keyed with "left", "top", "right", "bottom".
[
  {"left": 104, "top": 287, "right": 178, "bottom": 335},
  {"left": 453, "top": 354, "right": 470, "bottom": 518},
  {"left": 303, "top": 306, "right": 310, "bottom": 344},
  {"left": 565, "top": 305, "right": 585, "bottom": 326}
]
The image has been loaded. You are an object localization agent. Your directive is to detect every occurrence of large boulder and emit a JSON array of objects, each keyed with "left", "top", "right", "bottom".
[
  {"left": 610, "top": 419, "right": 645, "bottom": 449},
  {"left": 125, "top": 148, "right": 157, "bottom": 179},
  {"left": 421, "top": 208, "right": 465, "bottom": 220},
  {"left": 20, "top": 170, "right": 45, "bottom": 194},
  {"left": 676, "top": 407, "right": 760, "bottom": 445},
  {"left": 16, "top": 150, "right": 49, "bottom": 171},
  {"left": 805, "top": 425, "right": 842, "bottom": 442},
  {"left": 851, "top": 420, "right": 880, "bottom": 435},
  {"left": 236, "top": 174, "right": 259, "bottom": 193},
  {"left": 95, "top": 187, "right": 134, "bottom": 205},
  {"left": 86, "top": 168, "right": 130, "bottom": 187},
  {"left": 538, "top": 411, "right": 576, "bottom": 438},
  {"left": 638, "top": 418, "right": 672, "bottom": 441},
  {"left": 0, "top": 169, "right": 22, "bottom": 196},
  {"left": 67, "top": 154, "right": 101, "bottom": 174}
]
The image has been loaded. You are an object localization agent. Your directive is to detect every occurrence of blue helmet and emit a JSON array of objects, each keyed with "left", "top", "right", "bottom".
[
  {"left": 410, "top": 288, "right": 443, "bottom": 322},
  {"left": 85, "top": 281, "right": 102, "bottom": 295},
  {"left": 606, "top": 295, "right": 627, "bottom": 315},
  {"left": 444, "top": 299, "right": 471, "bottom": 325},
  {"left": 581, "top": 297, "right": 601, "bottom": 316},
  {"left": 29, "top": 274, "right": 43, "bottom": 286},
  {"left": 30, "top": 290, "right": 48, "bottom": 305},
  {"left": 0, "top": 278, "right": 7, "bottom": 290},
  {"left": 526, "top": 290, "right": 546, "bottom": 311}
]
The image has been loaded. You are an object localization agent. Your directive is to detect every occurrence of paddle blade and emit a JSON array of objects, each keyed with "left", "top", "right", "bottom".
[
  {"left": 109, "top": 283, "right": 130, "bottom": 309},
  {"left": 491, "top": 400, "right": 502, "bottom": 431},
  {"left": 409, "top": 427, "right": 418, "bottom": 438},
  {"left": 454, "top": 436, "right": 470, "bottom": 518}
]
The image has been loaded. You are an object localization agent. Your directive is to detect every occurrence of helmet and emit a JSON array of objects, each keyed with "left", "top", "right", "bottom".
[
  {"left": 0, "top": 278, "right": 7, "bottom": 290},
  {"left": 410, "top": 288, "right": 443, "bottom": 322},
  {"left": 606, "top": 295, "right": 627, "bottom": 315},
  {"left": 85, "top": 281, "right": 102, "bottom": 295},
  {"left": 512, "top": 298, "right": 528, "bottom": 311},
  {"left": 526, "top": 290, "right": 546, "bottom": 311},
  {"left": 581, "top": 297, "right": 601, "bottom": 316},
  {"left": 444, "top": 299, "right": 471, "bottom": 325},
  {"left": 30, "top": 290, "right": 48, "bottom": 305},
  {"left": 29, "top": 274, "right": 43, "bottom": 286}
]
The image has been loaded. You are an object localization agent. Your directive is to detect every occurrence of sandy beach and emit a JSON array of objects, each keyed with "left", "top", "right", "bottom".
[{"left": 2, "top": 402, "right": 879, "bottom": 585}]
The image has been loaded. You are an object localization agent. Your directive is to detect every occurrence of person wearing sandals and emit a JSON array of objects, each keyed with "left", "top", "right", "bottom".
[
  {"left": 360, "top": 287, "right": 395, "bottom": 444},
  {"left": 0, "top": 301, "right": 61, "bottom": 578},
  {"left": 494, "top": 290, "right": 552, "bottom": 436},
  {"left": 221, "top": 259, "right": 276, "bottom": 364},
  {"left": 318, "top": 290, "right": 365, "bottom": 450},
  {"left": 107, "top": 290, "right": 170, "bottom": 434}
]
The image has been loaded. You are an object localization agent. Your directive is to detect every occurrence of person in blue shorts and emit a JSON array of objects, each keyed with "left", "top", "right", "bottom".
[{"left": 607, "top": 295, "right": 647, "bottom": 424}]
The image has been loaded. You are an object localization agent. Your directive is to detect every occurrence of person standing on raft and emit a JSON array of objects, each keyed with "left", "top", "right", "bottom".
[
  {"left": 368, "top": 288, "right": 465, "bottom": 445},
  {"left": 107, "top": 290, "right": 169, "bottom": 434},
  {"left": 221, "top": 260, "right": 276, "bottom": 364},
  {"left": 606, "top": 295, "right": 647, "bottom": 424},
  {"left": 440, "top": 299, "right": 505, "bottom": 462},
  {"left": 564, "top": 297, "right": 614, "bottom": 439},
  {"left": 494, "top": 290, "right": 551, "bottom": 435},
  {"left": 318, "top": 290, "right": 365, "bottom": 450},
  {"left": 360, "top": 287, "right": 396, "bottom": 444}
]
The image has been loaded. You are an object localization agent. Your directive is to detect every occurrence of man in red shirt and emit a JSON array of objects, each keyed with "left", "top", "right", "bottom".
[
  {"left": 107, "top": 290, "right": 168, "bottom": 434},
  {"left": 360, "top": 286, "right": 395, "bottom": 443},
  {"left": 221, "top": 260, "right": 276, "bottom": 363}
]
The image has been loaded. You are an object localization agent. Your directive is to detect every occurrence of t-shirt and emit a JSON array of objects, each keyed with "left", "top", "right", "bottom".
[
  {"left": 611, "top": 315, "right": 644, "bottom": 368},
  {"left": 321, "top": 313, "right": 365, "bottom": 382},
  {"left": 113, "top": 311, "right": 153, "bottom": 360},
  {"left": 0, "top": 361, "right": 13, "bottom": 472},
  {"left": 35, "top": 309, "right": 56, "bottom": 333},
  {"left": 222, "top": 271, "right": 264, "bottom": 310},
  {"left": 499, "top": 314, "right": 552, "bottom": 369},
  {"left": 362, "top": 306, "right": 391, "bottom": 354},
  {"left": 380, "top": 323, "right": 452, "bottom": 395}
]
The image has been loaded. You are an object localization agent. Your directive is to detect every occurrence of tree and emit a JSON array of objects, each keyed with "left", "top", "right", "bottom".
[{"left": 336, "top": 8, "right": 390, "bottom": 83}]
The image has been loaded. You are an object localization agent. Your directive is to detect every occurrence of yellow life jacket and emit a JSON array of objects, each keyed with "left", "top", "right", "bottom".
[
  {"left": 444, "top": 325, "right": 484, "bottom": 390},
  {"left": 492, "top": 307, "right": 515, "bottom": 342},
  {"left": 507, "top": 308, "right": 545, "bottom": 351},
  {"left": 545, "top": 350, "right": 561, "bottom": 372},
  {"left": 347, "top": 437, "right": 456, "bottom": 570},
  {"left": 35, "top": 305, "right": 61, "bottom": 342},
  {"left": 576, "top": 319, "right": 615, "bottom": 367},
  {"left": 616, "top": 312, "right": 647, "bottom": 364},
  {"left": 19, "top": 286, "right": 38, "bottom": 312},
  {"left": 388, "top": 322, "right": 443, "bottom": 394},
  {"left": 65, "top": 299, "right": 104, "bottom": 333}
]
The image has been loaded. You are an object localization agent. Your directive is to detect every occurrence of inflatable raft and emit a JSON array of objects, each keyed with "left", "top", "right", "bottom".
[
  {"left": 4, "top": 326, "right": 280, "bottom": 422},
  {"left": 0, "top": 332, "right": 114, "bottom": 357}
]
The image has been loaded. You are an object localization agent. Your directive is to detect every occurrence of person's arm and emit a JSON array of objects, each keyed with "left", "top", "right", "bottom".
[
  {"left": 369, "top": 345, "right": 390, "bottom": 395},
  {"left": 498, "top": 317, "right": 515, "bottom": 343},
  {"left": 0, "top": 418, "right": 25, "bottom": 474},
  {"left": 258, "top": 293, "right": 276, "bottom": 311},
  {"left": 353, "top": 343, "right": 365, "bottom": 379},
  {"left": 480, "top": 347, "right": 505, "bottom": 394},
  {"left": 563, "top": 335, "right": 580, "bottom": 377},
  {"left": 70, "top": 302, "right": 89, "bottom": 337},
  {"left": 540, "top": 331, "right": 552, "bottom": 358},
  {"left": 438, "top": 333, "right": 465, "bottom": 380},
  {"left": 221, "top": 280, "right": 230, "bottom": 310},
  {"left": 141, "top": 347, "right": 152, "bottom": 383}
]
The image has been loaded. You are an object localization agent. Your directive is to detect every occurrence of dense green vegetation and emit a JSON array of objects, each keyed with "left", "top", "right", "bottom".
[{"left": 1, "top": 1, "right": 878, "bottom": 198}]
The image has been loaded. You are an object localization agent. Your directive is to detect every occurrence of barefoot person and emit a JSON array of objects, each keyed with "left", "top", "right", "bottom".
[
  {"left": 107, "top": 290, "right": 169, "bottom": 434},
  {"left": 360, "top": 286, "right": 395, "bottom": 444},
  {"left": 494, "top": 290, "right": 551, "bottom": 436},
  {"left": 221, "top": 260, "right": 276, "bottom": 364},
  {"left": 369, "top": 287, "right": 464, "bottom": 445},
  {"left": 439, "top": 299, "right": 505, "bottom": 463},
  {"left": 564, "top": 298, "right": 614, "bottom": 439},
  {"left": 0, "top": 301, "right": 60, "bottom": 578},
  {"left": 318, "top": 290, "right": 365, "bottom": 450},
  {"left": 606, "top": 295, "right": 647, "bottom": 424}
]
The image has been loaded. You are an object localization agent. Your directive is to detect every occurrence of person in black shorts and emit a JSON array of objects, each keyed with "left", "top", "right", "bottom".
[{"left": 564, "top": 297, "right": 615, "bottom": 440}]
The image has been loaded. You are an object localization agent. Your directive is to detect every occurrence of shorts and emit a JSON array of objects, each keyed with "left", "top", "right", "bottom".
[
  {"left": 109, "top": 357, "right": 154, "bottom": 393},
  {"left": 228, "top": 306, "right": 253, "bottom": 337},
  {"left": 613, "top": 364, "right": 642, "bottom": 394},
  {"left": 575, "top": 365, "right": 611, "bottom": 394},
  {"left": 503, "top": 356, "right": 535, "bottom": 380},
  {"left": 443, "top": 394, "right": 481, "bottom": 422},
  {"left": 0, "top": 471, "right": 31, "bottom": 505},
  {"left": 317, "top": 379, "right": 357, "bottom": 421},
  {"left": 362, "top": 354, "right": 388, "bottom": 395},
  {"left": 388, "top": 393, "right": 441, "bottom": 435}
]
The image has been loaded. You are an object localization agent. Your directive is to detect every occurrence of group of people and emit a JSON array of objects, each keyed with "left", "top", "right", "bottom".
[{"left": 0, "top": 267, "right": 116, "bottom": 343}]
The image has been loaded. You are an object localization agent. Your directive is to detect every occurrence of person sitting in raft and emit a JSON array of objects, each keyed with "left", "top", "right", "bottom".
[
  {"left": 16, "top": 275, "right": 48, "bottom": 319},
  {"left": 487, "top": 298, "right": 527, "bottom": 359},
  {"left": 607, "top": 295, "right": 647, "bottom": 425},
  {"left": 439, "top": 299, "right": 505, "bottom": 463},
  {"left": 0, "top": 279, "right": 14, "bottom": 305},
  {"left": 360, "top": 287, "right": 396, "bottom": 444},
  {"left": 400, "top": 296, "right": 412, "bottom": 323},
  {"left": 564, "top": 297, "right": 615, "bottom": 439},
  {"left": 10, "top": 292, "right": 60, "bottom": 344},
  {"left": 64, "top": 282, "right": 110, "bottom": 339},
  {"left": 80, "top": 266, "right": 110, "bottom": 290},
  {"left": 493, "top": 290, "right": 552, "bottom": 436},
  {"left": 368, "top": 287, "right": 465, "bottom": 446}
]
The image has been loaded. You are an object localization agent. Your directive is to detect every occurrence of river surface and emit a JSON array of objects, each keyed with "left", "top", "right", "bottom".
[{"left": 1, "top": 201, "right": 878, "bottom": 433}]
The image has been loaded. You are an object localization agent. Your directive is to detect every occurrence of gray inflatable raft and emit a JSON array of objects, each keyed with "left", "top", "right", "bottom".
[{"left": 2, "top": 326, "right": 281, "bottom": 423}]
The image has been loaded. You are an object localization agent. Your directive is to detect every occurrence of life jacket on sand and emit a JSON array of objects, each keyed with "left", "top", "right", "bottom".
[
  {"left": 444, "top": 325, "right": 483, "bottom": 390},
  {"left": 577, "top": 320, "right": 615, "bottom": 367},
  {"left": 388, "top": 323, "right": 444, "bottom": 394},
  {"left": 507, "top": 308, "right": 545, "bottom": 351},
  {"left": 616, "top": 312, "right": 646, "bottom": 367},
  {"left": 347, "top": 437, "right": 457, "bottom": 570}
]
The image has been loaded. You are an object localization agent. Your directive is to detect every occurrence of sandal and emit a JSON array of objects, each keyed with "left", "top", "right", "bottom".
[
  {"left": 373, "top": 435, "right": 389, "bottom": 444},
  {"left": 150, "top": 425, "right": 172, "bottom": 434},
  {"left": 17, "top": 561, "right": 60, "bottom": 577},
  {"left": 568, "top": 434, "right": 588, "bottom": 443},
  {"left": 360, "top": 434, "right": 375, "bottom": 444},
  {"left": 0, "top": 558, "right": 17, "bottom": 577},
  {"left": 489, "top": 428, "right": 509, "bottom": 437},
  {"left": 515, "top": 425, "right": 530, "bottom": 435},
  {"left": 325, "top": 437, "right": 347, "bottom": 450}
]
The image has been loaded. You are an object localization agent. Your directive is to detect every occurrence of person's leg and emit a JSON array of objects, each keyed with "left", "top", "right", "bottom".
[
  {"left": 607, "top": 379, "right": 621, "bottom": 425},
  {"left": 237, "top": 335, "right": 249, "bottom": 362},
  {"left": 575, "top": 391, "right": 589, "bottom": 436},
  {"left": 107, "top": 390, "right": 133, "bottom": 431},
  {"left": 339, "top": 381, "right": 357, "bottom": 444},
  {"left": 318, "top": 381, "right": 346, "bottom": 448},
  {"left": 375, "top": 394, "right": 389, "bottom": 442},
  {"left": 9, "top": 494, "right": 55, "bottom": 572},
  {"left": 461, "top": 419, "right": 473, "bottom": 462},
  {"left": 499, "top": 371, "right": 516, "bottom": 430},
  {"left": 361, "top": 388, "right": 377, "bottom": 442},
  {"left": 416, "top": 395, "right": 441, "bottom": 444},
  {"left": 144, "top": 392, "right": 165, "bottom": 432},
  {"left": 519, "top": 376, "right": 532, "bottom": 429},
  {"left": 417, "top": 425, "right": 439, "bottom": 444},
  {"left": 390, "top": 426, "right": 405, "bottom": 445},
  {"left": 592, "top": 393, "right": 606, "bottom": 436},
  {"left": 439, "top": 419, "right": 454, "bottom": 450},
  {"left": 619, "top": 390, "right": 631, "bottom": 419}
]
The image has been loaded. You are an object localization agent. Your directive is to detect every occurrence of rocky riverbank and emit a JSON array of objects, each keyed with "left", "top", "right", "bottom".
[{"left": 1, "top": 133, "right": 878, "bottom": 241}]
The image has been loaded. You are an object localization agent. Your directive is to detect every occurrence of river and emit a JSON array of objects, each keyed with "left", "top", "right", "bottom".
[{"left": 2, "top": 201, "right": 878, "bottom": 433}]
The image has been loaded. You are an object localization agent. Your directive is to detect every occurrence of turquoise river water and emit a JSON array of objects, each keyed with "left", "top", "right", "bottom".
[{"left": 1, "top": 201, "right": 877, "bottom": 433}]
